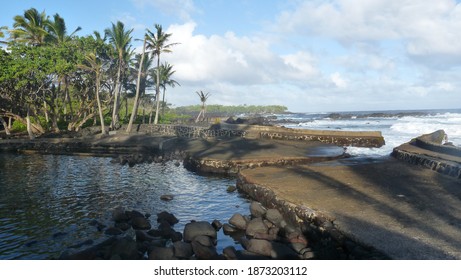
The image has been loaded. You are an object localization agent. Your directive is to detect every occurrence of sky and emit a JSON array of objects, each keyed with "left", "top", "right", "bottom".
[{"left": 2, "top": 0, "right": 461, "bottom": 113}]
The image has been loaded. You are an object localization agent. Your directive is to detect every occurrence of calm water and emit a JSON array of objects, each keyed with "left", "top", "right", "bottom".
[{"left": 0, "top": 153, "right": 251, "bottom": 259}]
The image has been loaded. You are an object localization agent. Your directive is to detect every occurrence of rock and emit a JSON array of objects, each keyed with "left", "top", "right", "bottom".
[
  {"left": 160, "top": 194, "right": 174, "bottom": 201},
  {"left": 131, "top": 216, "right": 152, "bottom": 230},
  {"left": 235, "top": 250, "right": 271, "bottom": 260},
  {"left": 183, "top": 221, "right": 217, "bottom": 242},
  {"left": 110, "top": 237, "right": 140, "bottom": 260},
  {"left": 247, "top": 239, "right": 273, "bottom": 257},
  {"left": 136, "top": 230, "right": 164, "bottom": 243},
  {"left": 222, "top": 223, "right": 239, "bottom": 235},
  {"left": 245, "top": 218, "right": 269, "bottom": 237},
  {"left": 253, "top": 232, "right": 278, "bottom": 241},
  {"left": 265, "top": 209, "right": 285, "bottom": 227},
  {"left": 157, "top": 211, "right": 179, "bottom": 226},
  {"left": 193, "top": 235, "right": 214, "bottom": 247},
  {"left": 127, "top": 210, "right": 145, "bottom": 219},
  {"left": 148, "top": 246, "right": 175, "bottom": 260},
  {"left": 250, "top": 202, "right": 267, "bottom": 218},
  {"left": 191, "top": 240, "right": 218, "bottom": 260},
  {"left": 226, "top": 186, "right": 237, "bottom": 193},
  {"left": 112, "top": 207, "right": 129, "bottom": 222},
  {"left": 229, "top": 213, "right": 248, "bottom": 230},
  {"left": 211, "top": 219, "right": 223, "bottom": 231},
  {"left": 285, "top": 232, "right": 308, "bottom": 247},
  {"left": 222, "top": 246, "right": 238, "bottom": 260},
  {"left": 271, "top": 242, "right": 300, "bottom": 259},
  {"left": 115, "top": 222, "right": 131, "bottom": 231},
  {"left": 173, "top": 241, "right": 193, "bottom": 259},
  {"left": 105, "top": 227, "right": 124, "bottom": 236}
]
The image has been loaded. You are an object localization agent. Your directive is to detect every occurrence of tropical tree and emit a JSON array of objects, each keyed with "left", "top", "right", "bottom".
[
  {"left": 105, "top": 21, "right": 133, "bottom": 129},
  {"left": 78, "top": 52, "right": 107, "bottom": 134},
  {"left": 126, "top": 37, "right": 147, "bottom": 133},
  {"left": 0, "top": 26, "right": 8, "bottom": 44},
  {"left": 145, "top": 24, "right": 178, "bottom": 124},
  {"left": 46, "top": 13, "right": 81, "bottom": 45},
  {"left": 152, "top": 62, "right": 180, "bottom": 115},
  {"left": 10, "top": 8, "right": 49, "bottom": 46},
  {"left": 195, "top": 90, "right": 211, "bottom": 123}
]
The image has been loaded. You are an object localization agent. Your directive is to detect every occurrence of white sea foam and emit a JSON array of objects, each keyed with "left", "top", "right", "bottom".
[{"left": 285, "top": 111, "right": 461, "bottom": 158}]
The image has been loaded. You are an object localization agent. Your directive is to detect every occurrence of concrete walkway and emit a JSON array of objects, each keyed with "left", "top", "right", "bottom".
[{"left": 238, "top": 157, "right": 461, "bottom": 259}]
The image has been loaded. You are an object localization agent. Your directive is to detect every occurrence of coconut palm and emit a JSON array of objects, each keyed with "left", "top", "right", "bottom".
[
  {"left": 195, "top": 91, "right": 211, "bottom": 123},
  {"left": 46, "top": 13, "right": 81, "bottom": 44},
  {"left": 10, "top": 8, "right": 49, "bottom": 46},
  {"left": 105, "top": 21, "right": 133, "bottom": 129},
  {"left": 145, "top": 24, "right": 178, "bottom": 124},
  {"left": 0, "top": 26, "right": 8, "bottom": 44},
  {"left": 151, "top": 62, "right": 180, "bottom": 115},
  {"left": 78, "top": 52, "right": 107, "bottom": 135}
]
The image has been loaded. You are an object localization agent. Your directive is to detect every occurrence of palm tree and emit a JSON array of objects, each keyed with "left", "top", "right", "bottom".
[
  {"left": 126, "top": 36, "right": 148, "bottom": 133},
  {"left": 145, "top": 24, "right": 178, "bottom": 124},
  {"left": 46, "top": 13, "right": 81, "bottom": 44},
  {"left": 10, "top": 8, "right": 49, "bottom": 46},
  {"left": 78, "top": 52, "right": 107, "bottom": 135},
  {"left": 152, "top": 62, "right": 180, "bottom": 115},
  {"left": 105, "top": 21, "right": 133, "bottom": 129},
  {"left": 0, "top": 26, "right": 8, "bottom": 44},
  {"left": 195, "top": 91, "right": 211, "bottom": 123}
]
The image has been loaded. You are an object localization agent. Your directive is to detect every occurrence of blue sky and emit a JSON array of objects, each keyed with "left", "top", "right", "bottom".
[{"left": 2, "top": 0, "right": 461, "bottom": 112}]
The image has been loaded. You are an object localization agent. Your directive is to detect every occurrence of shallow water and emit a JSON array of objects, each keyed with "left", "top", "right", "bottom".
[{"left": 0, "top": 153, "right": 251, "bottom": 259}]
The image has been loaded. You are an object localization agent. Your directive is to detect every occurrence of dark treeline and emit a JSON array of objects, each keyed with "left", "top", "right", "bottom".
[
  {"left": 173, "top": 104, "right": 288, "bottom": 116},
  {"left": 0, "top": 8, "right": 178, "bottom": 138}
]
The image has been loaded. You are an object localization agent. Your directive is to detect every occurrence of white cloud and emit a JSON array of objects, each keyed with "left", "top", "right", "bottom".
[
  {"left": 330, "top": 72, "right": 348, "bottom": 88},
  {"left": 276, "top": 0, "right": 461, "bottom": 67}
]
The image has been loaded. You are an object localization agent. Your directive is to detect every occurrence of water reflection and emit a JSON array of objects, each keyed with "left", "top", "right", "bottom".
[{"left": 0, "top": 153, "right": 250, "bottom": 259}]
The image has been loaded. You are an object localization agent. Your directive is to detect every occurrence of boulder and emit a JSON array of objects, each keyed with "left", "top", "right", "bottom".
[
  {"left": 115, "top": 222, "right": 131, "bottom": 231},
  {"left": 265, "top": 209, "right": 285, "bottom": 227},
  {"left": 250, "top": 202, "right": 267, "bottom": 218},
  {"left": 183, "top": 221, "right": 217, "bottom": 242},
  {"left": 160, "top": 194, "right": 174, "bottom": 201},
  {"left": 245, "top": 218, "right": 268, "bottom": 237},
  {"left": 246, "top": 239, "right": 273, "bottom": 257},
  {"left": 104, "top": 227, "right": 124, "bottom": 236},
  {"left": 222, "top": 223, "right": 239, "bottom": 235},
  {"left": 229, "top": 213, "right": 248, "bottom": 230},
  {"left": 110, "top": 237, "right": 140, "bottom": 260},
  {"left": 173, "top": 241, "right": 193, "bottom": 259},
  {"left": 157, "top": 211, "right": 179, "bottom": 226},
  {"left": 131, "top": 216, "right": 152, "bottom": 230},
  {"left": 271, "top": 242, "right": 300, "bottom": 259},
  {"left": 112, "top": 207, "right": 129, "bottom": 222},
  {"left": 191, "top": 240, "right": 218, "bottom": 260},
  {"left": 222, "top": 246, "right": 238, "bottom": 260},
  {"left": 211, "top": 219, "right": 223, "bottom": 231},
  {"left": 193, "top": 235, "right": 214, "bottom": 247},
  {"left": 148, "top": 246, "right": 175, "bottom": 260}
]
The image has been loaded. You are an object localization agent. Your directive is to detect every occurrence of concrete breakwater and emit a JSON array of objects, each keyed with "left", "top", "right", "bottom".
[{"left": 392, "top": 130, "right": 461, "bottom": 179}]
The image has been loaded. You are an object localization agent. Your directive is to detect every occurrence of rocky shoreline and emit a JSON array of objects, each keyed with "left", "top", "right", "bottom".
[{"left": 60, "top": 198, "right": 386, "bottom": 260}]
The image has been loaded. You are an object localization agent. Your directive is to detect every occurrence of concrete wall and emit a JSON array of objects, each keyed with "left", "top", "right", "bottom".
[{"left": 146, "top": 124, "right": 385, "bottom": 148}]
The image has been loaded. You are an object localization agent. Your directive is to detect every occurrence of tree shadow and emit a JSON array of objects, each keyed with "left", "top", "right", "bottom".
[{"left": 285, "top": 159, "right": 461, "bottom": 259}]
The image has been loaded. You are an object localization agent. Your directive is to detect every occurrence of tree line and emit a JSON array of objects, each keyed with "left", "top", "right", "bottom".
[
  {"left": 173, "top": 104, "right": 288, "bottom": 116},
  {"left": 0, "top": 8, "right": 179, "bottom": 138}
]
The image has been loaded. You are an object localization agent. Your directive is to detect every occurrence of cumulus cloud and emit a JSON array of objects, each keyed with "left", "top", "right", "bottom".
[{"left": 276, "top": 0, "right": 461, "bottom": 67}]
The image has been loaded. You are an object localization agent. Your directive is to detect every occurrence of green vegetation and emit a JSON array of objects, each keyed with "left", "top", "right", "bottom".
[
  {"left": 173, "top": 104, "right": 288, "bottom": 115},
  {"left": 0, "top": 7, "right": 180, "bottom": 138}
]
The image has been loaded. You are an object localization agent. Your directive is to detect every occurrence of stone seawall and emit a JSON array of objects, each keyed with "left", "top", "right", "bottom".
[
  {"left": 145, "top": 124, "right": 385, "bottom": 148},
  {"left": 236, "top": 173, "right": 389, "bottom": 259},
  {"left": 392, "top": 130, "right": 461, "bottom": 179}
]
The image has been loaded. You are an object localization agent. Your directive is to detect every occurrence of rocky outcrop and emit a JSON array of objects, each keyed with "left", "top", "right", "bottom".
[{"left": 392, "top": 130, "right": 461, "bottom": 179}]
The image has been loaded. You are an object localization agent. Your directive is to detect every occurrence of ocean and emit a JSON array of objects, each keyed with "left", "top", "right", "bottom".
[{"left": 277, "top": 109, "right": 461, "bottom": 158}]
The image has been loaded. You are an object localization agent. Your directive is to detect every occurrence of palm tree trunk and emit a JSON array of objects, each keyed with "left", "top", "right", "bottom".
[
  {"left": 0, "top": 117, "right": 10, "bottom": 135},
  {"left": 26, "top": 106, "right": 35, "bottom": 140},
  {"left": 154, "top": 55, "right": 161, "bottom": 124},
  {"left": 161, "top": 87, "right": 166, "bottom": 115},
  {"left": 95, "top": 73, "right": 106, "bottom": 135},
  {"left": 111, "top": 64, "right": 122, "bottom": 129},
  {"left": 127, "top": 38, "right": 146, "bottom": 133}
]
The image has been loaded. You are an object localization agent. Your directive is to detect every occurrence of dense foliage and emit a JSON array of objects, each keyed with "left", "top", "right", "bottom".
[{"left": 0, "top": 8, "right": 179, "bottom": 137}]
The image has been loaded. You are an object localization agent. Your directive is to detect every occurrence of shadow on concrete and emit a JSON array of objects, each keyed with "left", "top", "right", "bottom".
[{"left": 286, "top": 159, "right": 461, "bottom": 259}]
